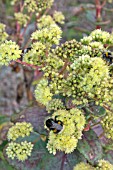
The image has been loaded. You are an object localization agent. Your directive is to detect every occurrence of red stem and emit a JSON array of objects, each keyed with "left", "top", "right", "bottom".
[
  {"left": 59, "top": 60, "right": 69, "bottom": 75},
  {"left": 95, "top": 0, "right": 106, "bottom": 29},
  {"left": 95, "top": 0, "right": 101, "bottom": 29},
  {"left": 15, "top": 59, "right": 42, "bottom": 70},
  {"left": 60, "top": 153, "right": 67, "bottom": 170},
  {"left": 14, "top": 5, "right": 21, "bottom": 35}
]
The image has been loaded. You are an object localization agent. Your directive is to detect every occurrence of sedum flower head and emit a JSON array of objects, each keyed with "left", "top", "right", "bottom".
[
  {"left": 101, "top": 110, "right": 113, "bottom": 140},
  {"left": 46, "top": 108, "right": 86, "bottom": 154},
  {"left": 53, "top": 39, "right": 102, "bottom": 62},
  {"left": 42, "top": 54, "right": 64, "bottom": 78},
  {"left": 47, "top": 133, "right": 78, "bottom": 155},
  {"left": 38, "top": 15, "right": 55, "bottom": 29},
  {"left": 0, "top": 23, "right": 8, "bottom": 43},
  {"left": 25, "top": 0, "right": 54, "bottom": 12},
  {"left": 81, "top": 36, "right": 93, "bottom": 45},
  {"left": 73, "top": 162, "right": 95, "bottom": 170},
  {"left": 14, "top": 12, "right": 30, "bottom": 27},
  {"left": 35, "top": 78, "right": 53, "bottom": 106},
  {"left": 59, "top": 56, "right": 113, "bottom": 106},
  {"left": 46, "top": 99, "right": 65, "bottom": 113},
  {"left": 7, "top": 122, "right": 33, "bottom": 141},
  {"left": 73, "top": 160, "right": 113, "bottom": 170},
  {"left": 23, "top": 42, "right": 46, "bottom": 65},
  {"left": 81, "top": 30, "right": 113, "bottom": 51},
  {"left": 0, "top": 40, "right": 21, "bottom": 65},
  {"left": 6, "top": 141, "right": 34, "bottom": 161},
  {"left": 53, "top": 11, "right": 65, "bottom": 24},
  {"left": 90, "top": 41, "right": 104, "bottom": 49},
  {"left": 24, "top": 0, "right": 38, "bottom": 12},
  {"left": 53, "top": 39, "right": 82, "bottom": 61},
  {"left": 11, "top": 0, "right": 54, "bottom": 12},
  {"left": 90, "top": 29, "right": 113, "bottom": 44},
  {"left": 31, "top": 24, "right": 62, "bottom": 46},
  {"left": 96, "top": 159, "right": 113, "bottom": 170}
]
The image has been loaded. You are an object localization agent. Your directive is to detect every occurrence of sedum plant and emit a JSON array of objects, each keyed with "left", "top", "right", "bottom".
[
  {"left": 6, "top": 141, "right": 34, "bottom": 161},
  {"left": 0, "top": 0, "right": 113, "bottom": 169},
  {"left": 74, "top": 160, "right": 113, "bottom": 170}
]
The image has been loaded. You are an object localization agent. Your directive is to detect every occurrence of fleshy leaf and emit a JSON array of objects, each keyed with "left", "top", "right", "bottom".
[
  {"left": 11, "top": 106, "right": 48, "bottom": 134},
  {"left": 4, "top": 131, "right": 85, "bottom": 170},
  {"left": 77, "top": 129, "right": 103, "bottom": 164}
]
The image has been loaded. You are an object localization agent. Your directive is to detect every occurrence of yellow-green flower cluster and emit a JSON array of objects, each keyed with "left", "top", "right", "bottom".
[
  {"left": 6, "top": 141, "right": 34, "bottom": 161},
  {"left": 73, "top": 162, "right": 95, "bottom": 170},
  {"left": 65, "top": 56, "right": 113, "bottom": 105},
  {"left": 53, "top": 39, "right": 82, "bottom": 61},
  {"left": 38, "top": 15, "right": 55, "bottom": 29},
  {"left": 73, "top": 160, "right": 113, "bottom": 170},
  {"left": 0, "top": 23, "right": 8, "bottom": 43},
  {"left": 14, "top": 12, "right": 30, "bottom": 27},
  {"left": 35, "top": 78, "right": 53, "bottom": 106},
  {"left": 90, "top": 41, "right": 104, "bottom": 50},
  {"left": 48, "top": 55, "right": 113, "bottom": 106},
  {"left": 36, "top": 0, "right": 54, "bottom": 11},
  {"left": 46, "top": 108, "right": 86, "bottom": 154},
  {"left": 53, "top": 11, "right": 65, "bottom": 24},
  {"left": 101, "top": 110, "right": 113, "bottom": 140},
  {"left": 46, "top": 99, "right": 65, "bottom": 113},
  {"left": 81, "top": 36, "right": 93, "bottom": 45},
  {"left": 25, "top": 0, "right": 54, "bottom": 12},
  {"left": 23, "top": 42, "right": 46, "bottom": 65},
  {"left": 53, "top": 39, "right": 102, "bottom": 62},
  {"left": 11, "top": 0, "right": 54, "bottom": 12},
  {"left": 96, "top": 159, "right": 113, "bottom": 170},
  {"left": 31, "top": 24, "right": 62, "bottom": 46},
  {"left": 81, "top": 29, "right": 113, "bottom": 45},
  {"left": 0, "top": 40, "right": 21, "bottom": 65},
  {"left": 42, "top": 54, "right": 64, "bottom": 77},
  {"left": 7, "top": 122, "right": 33, "bottom": 141},
  {"left": 24, "top": 0, "right": 38, "bottom": 12},
  {"left": 90, "top": 29, "right": 113, "bottom": 44}
]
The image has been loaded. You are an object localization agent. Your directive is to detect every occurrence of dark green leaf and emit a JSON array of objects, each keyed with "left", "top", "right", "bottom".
[
  {"left": 103, "top": 150, "right": 113, "bottom": 164},
  {"left": 84, "top": 105, "right": 106, "bottom": 117},
  {"left": 0, "top": 160, "right": 15, "bottom": 170},
  {"left": 11, "top": 106, "right": 48, "bottom": 134},
  {"left": 5, "top": 131, "right": 85, "bottom": 170},
  {"left": 90, "top": 105, "right": 106, "bottom": 116},
  {"left": 77, "top": 129, "right": 103, "bottom": 164}
]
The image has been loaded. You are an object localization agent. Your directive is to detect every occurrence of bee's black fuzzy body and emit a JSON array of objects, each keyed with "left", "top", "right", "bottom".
[
  {"left": 46, "top": 118, "right": 63, "bottom": 134},
  {"left": 102, "top": 51, "right": 113, "bottom": 64}
]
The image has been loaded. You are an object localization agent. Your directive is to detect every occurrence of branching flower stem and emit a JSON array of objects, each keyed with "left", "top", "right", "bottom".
[
  {"left": 60, "top": 153, "right": 67, "bottom": 170},
  {"left": 95, "top": 0, "right": 106, "bottom": 29},
  {"left": 15, "top": 59, "right": 42, "bottom": 70}
]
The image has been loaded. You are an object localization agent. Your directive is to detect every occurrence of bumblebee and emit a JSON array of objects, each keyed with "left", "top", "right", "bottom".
[
  {"left": 46, "top": 116, "right": 63, "bottom": 134},
  {"left": 102, "top": 51, "right": 113, "bottom": 65}
]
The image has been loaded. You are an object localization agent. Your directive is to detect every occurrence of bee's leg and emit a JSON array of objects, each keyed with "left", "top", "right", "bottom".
[
  {"left": 110, "top": 58, "right": 112, "bottom": 64},
  {"left": 54, "top": 115, "right": 59, "bottom": 121}
]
